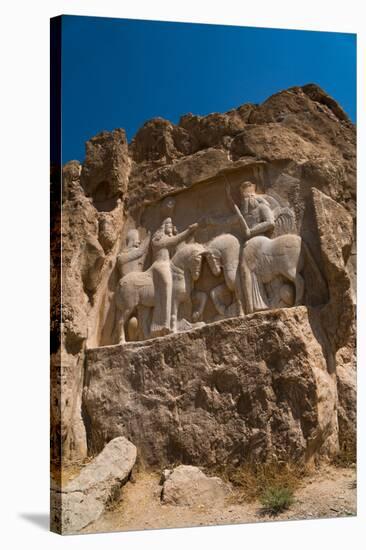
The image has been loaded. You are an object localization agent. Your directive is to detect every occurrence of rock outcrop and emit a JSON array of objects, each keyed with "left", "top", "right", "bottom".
[
  {"left": 52, "top": 83, "right": 356, "bottom": 478},
  {"left": 161, "top": 465, "right": 231, "bottom": 506},
  {"left": 83, "top": 307, "right": 338, "bottom": 467},
  {"left": 127, "top": 84, "right": 355, "bottom": 214},
  {"left": 81, "top": 128, "right": 131, "bottom": 207},
  {"left": 51, "top": 437, "right": 136, "bottom": 534}
]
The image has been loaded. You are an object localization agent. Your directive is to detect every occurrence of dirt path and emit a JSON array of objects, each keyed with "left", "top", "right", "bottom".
[{"left": 82, "top": 465, "right": 356, "bottom": 534}]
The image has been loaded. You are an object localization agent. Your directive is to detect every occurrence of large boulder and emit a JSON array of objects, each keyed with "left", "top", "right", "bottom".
[
  {"left": 129, "top": 117, "right": 193, "bottom": 162},
  {"left": 178, "top": 106, "right": 253, "bottom": 151},
  {"left": 336, "top": 330, "right": 356, "bottom": 454},
  {"left": 51, "top": 436, "right": 137, "bottom": 534},
  {"left": 52, "top": 155, "right": 126, "bottom": 463},
  {"left": 312, "top": 188, "right": 355, "bottom": 352},
  {"left": 81, "top": 128, "right": 130, "bottom": 205},
  {"left": 83, "top": 307, "right": 338, "bottom": 468},
  {"left": 161, "top": 465, "right": 231, "bottom": 506}
]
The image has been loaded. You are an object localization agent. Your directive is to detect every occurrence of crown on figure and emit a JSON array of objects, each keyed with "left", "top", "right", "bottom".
[
  {"left": 240, "top": 181, "right": 256, "bottom": 194},
  {"left": 161, "top": 195, "right": 175, "bottom": 210}
]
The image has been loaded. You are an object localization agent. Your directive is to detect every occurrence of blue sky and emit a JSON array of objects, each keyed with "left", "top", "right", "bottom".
[{"left": 59, "top": 16, "right": 356, "bottom": 164}]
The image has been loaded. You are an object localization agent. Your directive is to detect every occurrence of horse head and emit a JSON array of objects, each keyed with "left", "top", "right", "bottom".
[
  {"left": 205, "top": 247, "right": 222, "bottom": 276},
  {"left": 172, "top": 243, "right": 206, "bottom": 281}
]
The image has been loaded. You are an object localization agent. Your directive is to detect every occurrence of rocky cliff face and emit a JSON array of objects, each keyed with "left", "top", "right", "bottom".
[
  {"left": 51, "top": 84, "right": 356, "bottom": 468},
  {"left": 83, "top": 307, "right": 338, "bottom": 467}
]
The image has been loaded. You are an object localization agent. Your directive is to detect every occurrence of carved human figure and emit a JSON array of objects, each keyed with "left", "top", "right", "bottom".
[
  {"left": 239, "top": 234, "right": 318, "bottom": 312},
  {"left": 224, "top": 181, "right": 271, "bottom": 312},
  {"left": 150, "top": 216, "right": 198, "bottom": 337},
  {"left": 205, "top": 232, "right": 325, "bottom": 315},
  {"left": 226, "top": 181, "right": 275, "bottom": 240},
  {"left": 115, "top": 242, "right": 205, "bottom": 343},
  {"left": 226, "top": 181, "right": 297, "bottom": 312},
  {"left": 117, "top": 229, "right": 151, "bottom": 277}
]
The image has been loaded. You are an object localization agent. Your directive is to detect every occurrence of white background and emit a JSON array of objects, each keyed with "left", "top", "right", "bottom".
[{"left": 0, "top": 0, "right": 364, "bottom": 548}]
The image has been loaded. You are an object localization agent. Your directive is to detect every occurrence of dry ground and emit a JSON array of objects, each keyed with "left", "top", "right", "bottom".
[{"left": 81, "top": 464, "right": 356, "bottom": 534}]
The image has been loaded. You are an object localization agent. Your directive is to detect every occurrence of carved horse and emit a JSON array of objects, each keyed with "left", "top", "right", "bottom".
[
  {"left": 115, "top": 243, "right": 206, "bottom": 343},
  {"left": 206, "top": 233, "right": 326, "bottom": 315},
  {"left": 205, "top": 234, "right": 244, "bottom": 316}
]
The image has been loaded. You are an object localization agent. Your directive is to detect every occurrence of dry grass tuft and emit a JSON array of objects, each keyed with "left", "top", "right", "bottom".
[
  {"left": 333, "top": 433, "right": 356, "bottom": 468},
  {"left": 207, "top": 460, "right": 308, "bottom": 504},
  {"left": 50, "top": 456, "right": 94, "bottom": 488},
  {"left": 260, "top": 485, "right": 295, "bottom": 515}
]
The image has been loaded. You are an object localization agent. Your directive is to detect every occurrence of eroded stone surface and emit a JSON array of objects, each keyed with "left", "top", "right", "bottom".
[
  {"left": 312, "top": 187, "right": 354, "bottom": 353},
  {"left": 53, "top": 84, "right": 356, "bottom": 472},
  {"left": 83, "top": 307, "right": 338, "bottom": 467},
  {"left": 51, "top": 437, "right": 136, "bottom": 534},
  {"left": 161, "top": 465, "right": 231, "bottom": 506},
  {"left": 81, "top": 128, "right": 131, "bottom": 205},
  {"left": 51, "top": 159, "right": 127, "bottom": 462},
  {"left": 112, "top": 178, "right": 333, "bottom": 345}
]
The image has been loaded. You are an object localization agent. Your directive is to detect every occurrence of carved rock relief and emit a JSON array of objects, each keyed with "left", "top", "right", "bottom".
[
  {"left": 108, "top": 167, "right": 328, "bottom": 344},
  {"left": 107, "top": 168, "right": 326, "bottom": 343}
]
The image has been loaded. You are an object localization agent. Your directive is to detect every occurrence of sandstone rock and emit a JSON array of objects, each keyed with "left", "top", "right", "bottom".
[
  {"left": 81, "top": 128, "right": 130, "bottom": 205},
  {"left": 66, "top": 436, "right": 136, "bottom": 493},
  {"left": 54, "top": 84, "right": 356, "bottom": 473},
  {"left": 336, "top": 327, "right": 356, "bottom": 451},
  {"left": 336, "top": 363, "right": 356, "bottom": 448},
  {"left": 80, "top": 236, "right": 106, "bottom": 293},
  {"left": 83, "top": 307, "right": 338, "bottom": 467},
  {"left": 98, "top": 206, "right": 123, "bottom": 253},
  {"left": 126, "top": 84, "right": 355, "bottom": 218},
  {"left": 52, "top": 153, "right": 127, "bottom": 462},
  {"left": 178, "top": 107, "right": 252, "bottom": 151},
  {"left": 230, "top": 123, "right": 319, "bottom": 163},
  {"left": 127, "top": 147, "right": 233, "bottom": 208},
  {"left": 160, "top": 468, "right": 172, "bottom": 484},
  {"left": 301, "top": 83, "right": 350, "bottom": 123},
  {"left": 248, "top": 85, "right": 355, "bottom": 209},
  {"left": 312, "top": 187, "right": 354, "bottom": 352},
  {"left": 130, "top": 117, "right": 193, "bottom": 162},
  {"left": 62, "top": 160, "right": 82, "bottom": 201},
  {"left": 248, "top": 84, "right": 350, "bottom": 127},
  {"left": 51, "top": 437, "right": 137, "bottom": 534},
  {"left": 52, "top": 491, "right": 104, "bottom": 536},
  {"left": 161, "top": 465, "right": 231, "bottom": 506}
]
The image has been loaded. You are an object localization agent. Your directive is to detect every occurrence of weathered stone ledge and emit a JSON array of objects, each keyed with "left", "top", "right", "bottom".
[
  {"left": 87, "top": 306, "right": 313, "bottom": 354},
  {"left": 83, "top": 306, "right": 338, "bottom": 468}
]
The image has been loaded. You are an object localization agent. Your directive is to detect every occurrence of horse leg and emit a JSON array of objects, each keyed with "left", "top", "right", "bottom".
[
  {"left": 138, "top": 305, "right": 151, "bottom": 340},
  {"left": 234, "top": 270, "right": 245, "bottom": 316},
  {"left": 240, "top": 260, "right": 254, "bottom": 314},
  {"left": 115, "top": 309, "right": 125, "bottom": 344},
  {"left": 127, "top": 317, "right": 139, "bottom": 341},
  {"left": 171, "top": 298, "right": 179, "bottom": 333},
  {"left": 294, "top": 273, "right": 304, "bottom": 305},
  {"left": 191, "top": 290, "right": 207, "bottom": 322},
  {"left": 284, "top": 267, "right": 304, "bottom": 305},
  {"left": 210, "top": 283, "right": 230, "bottom": 316},
  {"left": 116, "top": 307, "right": 134, "bottom": 344}
]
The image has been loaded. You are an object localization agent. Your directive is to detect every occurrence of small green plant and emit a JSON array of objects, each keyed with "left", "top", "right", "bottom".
[
  {"left": 260, "top": 485, "right": 294, "bottom": 515},
  {"left": 333, "top": 433, "right": 356, "bottom": 468},
  {"left": 206, "top": 460, "right": 306, "bottom": 504}
]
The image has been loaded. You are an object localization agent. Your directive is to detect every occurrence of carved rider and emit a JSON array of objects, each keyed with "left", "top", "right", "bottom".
[
  {"left": 226, "top": 180, "right": 276, "bottom": 313},
  {"left": 150, "top": 197, "right": 198, "bottom": 337},
  {"left": 117, "top": 229, "right": 151, "bottom": 277},
  {"left": 229, "top": 181, "right": 275, "bottom": 240}
]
